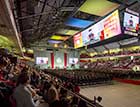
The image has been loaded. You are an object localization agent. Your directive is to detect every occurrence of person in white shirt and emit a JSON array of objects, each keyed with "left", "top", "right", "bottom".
[{"left": 13, "top": 72, "right": 36, "bottom": 107}]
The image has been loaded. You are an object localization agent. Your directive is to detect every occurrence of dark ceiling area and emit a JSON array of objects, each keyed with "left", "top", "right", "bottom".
[
  {"left": 12, "top": 0, "right": 140, "bottom": 50},
  {"left": 13, "top": 0, "right": 86, "bottom": 48}
]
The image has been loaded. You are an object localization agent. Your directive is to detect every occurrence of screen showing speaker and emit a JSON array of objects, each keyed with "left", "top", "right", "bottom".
[
  {"left": 74, "top": 10, "right": 121, "bottom": 48},
  {"left": 36, "top": 57, "right": 48, "bottom": 64},
  {"left": 69, "top": 58, "right": 78, "bottom": 64},
  {"left": 123, "top": 11, "right": 139, "bottom": 36}
]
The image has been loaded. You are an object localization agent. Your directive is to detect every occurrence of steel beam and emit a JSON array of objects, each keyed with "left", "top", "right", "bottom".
[
  {"left": 37, "top": 0, "right": 47, "bottom": 26},
  {"left": 60, "top": 6, "right": 77, "bottom": 11},
  {"left": 16, "top": 11, "right": 49, "bottom": 20}
]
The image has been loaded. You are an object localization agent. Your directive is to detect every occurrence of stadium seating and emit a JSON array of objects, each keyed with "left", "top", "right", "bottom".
[{"left": 0, "top": 54, "right": 102, "bottom": 107}]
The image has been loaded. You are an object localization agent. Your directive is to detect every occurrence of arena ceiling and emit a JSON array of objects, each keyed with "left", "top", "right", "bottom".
[{"left": 12, "top": 0, "right": 140, "bottom": 51}]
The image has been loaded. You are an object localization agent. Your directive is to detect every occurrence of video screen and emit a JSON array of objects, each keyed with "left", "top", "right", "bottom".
[
  {"left": 123, "top": 12, "right": 139, "bottom": 33},
  {"left": 82, "top": 22, "right": 101, "bottom": 46},
  {"left": 82, "top": 10, "right": 121, "bottom": 46},
  {"left": 103, "top": 10, "right": 121, "bottom": 39},
  {"left": 36, "top": 57, "right": 48, "bottom": 64},
  {"left": 69, "top": 58, "right": 78, "bottom": 64},
  {"left": 73, "top": 10, "right": 121, "bottom": 48}
]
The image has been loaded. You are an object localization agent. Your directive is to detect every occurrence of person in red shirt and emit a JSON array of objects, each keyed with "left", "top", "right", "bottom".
[{"left": 74, "top": 84, "right": 80, "bottom": 93}]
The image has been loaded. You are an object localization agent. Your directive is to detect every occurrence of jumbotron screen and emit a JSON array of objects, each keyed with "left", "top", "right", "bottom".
[
  {"left": 123, "top": 12, "right": 139, "bottom": 36},
  {"left": 74, "top": 10, "right": 121, "bottom": 48}
]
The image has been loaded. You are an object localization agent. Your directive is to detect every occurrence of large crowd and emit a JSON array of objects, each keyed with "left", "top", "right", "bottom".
[
  {"left": 80, "top": 49, "right": 140, "bottom": 58},
  {"left": 80, "top": 58, "right": 140, "bottom": 71},
  {"left": 80, "top": 58, "right": 140, "bottom": 80},
  {"left": 45, "top": 70, "right": 112, "bottom": 86},
  {"left": 43, "top": 58, "right": 140, "bottom": 87},
  {"left": 0, "top": 53, "right": 103, "bottom": 107},
  {"left": 1, "top": 49, "right": 140, "bottom": 107}
]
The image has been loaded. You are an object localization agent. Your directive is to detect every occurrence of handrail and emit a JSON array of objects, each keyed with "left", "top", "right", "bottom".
[
  {"left": 60, "top": 85, "right": 103, "bottom": 107},
  {"left": 61, "top": 86, "right": 94, "bottom": 106},
  {"left": 44, "top": 71, "right": 103, "bottom": 107}
]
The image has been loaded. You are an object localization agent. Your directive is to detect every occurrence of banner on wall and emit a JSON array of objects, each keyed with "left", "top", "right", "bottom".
[
  {"left": 64, "top": 53, "right": 67, "bottom": 68},
  {"left": 51, "top": 53, "right": 54, "bottom": 69}
]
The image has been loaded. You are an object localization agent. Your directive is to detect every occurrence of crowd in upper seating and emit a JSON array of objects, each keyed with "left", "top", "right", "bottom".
[
  {"left": 79, "top": 58, "right": 140, "bottom": 82},
  {"left": 80, "top": 58, "right": 140, "bottom": 72},
  {"left": 80, "top": 49, "right": 140, "bottom": 58}
]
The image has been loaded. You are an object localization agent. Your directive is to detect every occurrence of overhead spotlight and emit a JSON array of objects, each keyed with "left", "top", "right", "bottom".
[
  {"left": 90, "top": 53, "right": 94, "bottom": 57},
  {"left": 54, "top": 44, "right": 58, "bottom": 47},
  {"left": 85, "top": 46, "right": 87, "bottom": 49},
  {"left": 64, "top": 44, "right": 68, "bottom": 48}
]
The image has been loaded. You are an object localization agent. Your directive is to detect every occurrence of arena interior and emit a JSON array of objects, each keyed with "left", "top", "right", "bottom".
[{"left": 1, "top": 0, "right": 140, "bottom": 107}]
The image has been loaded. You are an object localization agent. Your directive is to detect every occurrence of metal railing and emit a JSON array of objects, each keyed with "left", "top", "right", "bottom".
[{"left": 60, "top": 85, "right": 103, "bottom": 107}]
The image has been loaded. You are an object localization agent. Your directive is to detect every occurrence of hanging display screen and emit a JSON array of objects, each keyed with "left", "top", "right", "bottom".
[
  {"left": 74, "top": 10, "right": 121, "bottom": 48},
  {"left": 123, "top": 9, "right": 139, "bottom": 36}
]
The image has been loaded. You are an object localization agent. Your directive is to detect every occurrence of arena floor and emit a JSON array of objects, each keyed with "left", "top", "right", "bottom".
[{"left": 80, "top": 82, "right": 140, "bottom": 107}]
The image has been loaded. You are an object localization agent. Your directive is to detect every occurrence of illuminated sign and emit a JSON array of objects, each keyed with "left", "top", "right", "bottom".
[
  {"left": 50, "top": 35, "right": 68, "bottom": 41},
  {"left": 132, "top": 65, "right": 140, "bottom": 72},
  {"left": 74, "top": 33, "right": 83, "bottom": 48},
  {"left": 48, "top": 40, "right": 62, "bottom": 44}
]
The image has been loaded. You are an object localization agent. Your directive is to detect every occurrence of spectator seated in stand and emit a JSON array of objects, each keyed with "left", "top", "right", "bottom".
[{"left": 13, "top": 72, "right": 36, "bottom": 107}]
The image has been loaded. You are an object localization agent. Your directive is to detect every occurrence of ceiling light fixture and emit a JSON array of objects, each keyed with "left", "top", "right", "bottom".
[
  {"left": 64, "top": 44, "right": 67, "bottom": 48},
  {"left": 54, "top": 44, "right": 58, "bottom": 47}
]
